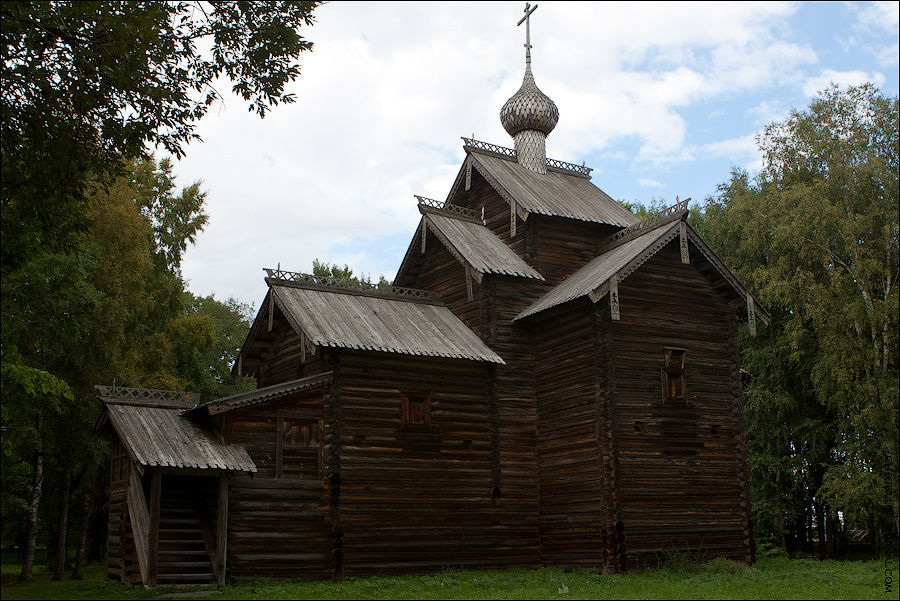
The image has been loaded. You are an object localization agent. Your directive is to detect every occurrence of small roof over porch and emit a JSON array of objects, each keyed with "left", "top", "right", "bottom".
[{"left": 97, "top": 385, "right": 256, "bottom": 473}]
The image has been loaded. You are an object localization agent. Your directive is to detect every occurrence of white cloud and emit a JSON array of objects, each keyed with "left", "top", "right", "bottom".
[
  {"left": 170, "top": 1, "right": 874, "bottom": 305},
  {"left": 802, "top": 69, "right": 887, "bottom": 97},
  {"left": 638, "top": 178, "right": 664, "bottom": 188},
  {"left": 699, "top": 133, "right": 763, "bottom": 172}
]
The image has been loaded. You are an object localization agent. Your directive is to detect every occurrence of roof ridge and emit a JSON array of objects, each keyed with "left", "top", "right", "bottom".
[
  {"left": 264, "top": 268, "right": 441, "bottom": 304},
  {"left": 186, "top": 372, "right": 334, "bottom": 416},
  {"left": 95, "top": 385, "right": 199, "bottom": 409},
  {"left": 596, "top": 199, "right": 690, "bottom": 254},
  {"left": 461, "top": 137, "right": 592, "bottom": 178}
]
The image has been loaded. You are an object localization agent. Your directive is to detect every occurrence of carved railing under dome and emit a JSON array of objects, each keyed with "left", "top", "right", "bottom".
[{"left": 462, "top": 137, "right": 592, "bottom": 177}]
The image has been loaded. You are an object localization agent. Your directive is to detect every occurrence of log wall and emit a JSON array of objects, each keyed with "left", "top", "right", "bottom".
[
  {"left": 606, "top": 242, "right": 752, "bottom": 569},
  {"left": 224, "top": 391, "right": 331, "bottom": 581},
  {"left": 533, "top": 302, "right": 610, "bottom": 570},
  {"left": 336, "top": 351, "right": 540, "bottom": 575},
  {"left": 530, "top": 216, "right": 617, "bottom": 284}
]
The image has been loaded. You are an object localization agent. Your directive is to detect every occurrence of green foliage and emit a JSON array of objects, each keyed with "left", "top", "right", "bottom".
[
  {"left": 311, "top": 259, "right": 392, "bottom": 291},
  {"left": 702, "top": 83, "right": 899, "bottom": 549}
]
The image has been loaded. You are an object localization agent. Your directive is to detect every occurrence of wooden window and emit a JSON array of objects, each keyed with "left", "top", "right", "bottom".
[
  {"left": 663, "top": 349, "right": 687, "bottom": 403},
  {"left": 402, "top": 392, "right": 431, "bottom": 430},
  {"left": 276, "top": 418, "right": 322, "bottom": 480}
]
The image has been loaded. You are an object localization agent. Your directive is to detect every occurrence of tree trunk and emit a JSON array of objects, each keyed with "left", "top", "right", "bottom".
[
  {"left": 19, "top": 413, "right": 44, "bottom": 582},
  {"left": 71, "top": 473, "right": 95, "bottom": 580},
  {"left": 815, "top": 501, "right": 826, "bottom": 559},
  {"left": 52, "top": 467, "right": 72, "bottom": 580}
]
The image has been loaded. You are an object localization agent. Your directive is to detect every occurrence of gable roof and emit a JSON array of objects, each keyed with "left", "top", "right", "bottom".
[
  {"left": 186, "top": 373, "right": 333, "bottom": 417},
  {"left": 97, "top": 386, "right": 256, "bottom": 472},
  {"left": 514, "top": 218, "right": 771, "bottom": 324},
  {"left": 422, "top": 208, "right": 544, "bottom": 281},
  {"left": 461, "top": 143, "right": 638, "bottom": 227},
  {"left": 267, "top": 280, "right": 504, "bottom": 364}
]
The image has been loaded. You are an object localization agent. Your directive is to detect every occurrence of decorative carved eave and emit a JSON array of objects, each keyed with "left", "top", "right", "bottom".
[
  {"left": 596, "top": 198, "right": 690, "bottom": 254},
  {"left": 416, "top": 196, "right": 482, "bottom": 224},
  {"left": 263, "top": 269, "right": 440, "bottom": 304},
  {"left": 95, "top": 385, "right": 200, "bottom": 409}
]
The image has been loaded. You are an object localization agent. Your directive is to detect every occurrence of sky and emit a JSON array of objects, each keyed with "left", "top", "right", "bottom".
[{"left": 173, "top": 1, "right": 900, "bottom": 308}]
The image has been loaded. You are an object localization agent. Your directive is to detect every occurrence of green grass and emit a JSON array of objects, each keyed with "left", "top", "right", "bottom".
[{"left": 2, "top": 557, "right": 897, "bottom": 600}]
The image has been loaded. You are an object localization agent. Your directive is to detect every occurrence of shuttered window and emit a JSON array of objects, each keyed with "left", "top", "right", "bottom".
[
  {"left": 276, "top": 418, "right": 322, "bottom": 479},
  {"left": 663, "top": 349, "right": 687, "bottom": 403},
  {"left": 402, "top": 392, "right": 431, "bottom": 430}
]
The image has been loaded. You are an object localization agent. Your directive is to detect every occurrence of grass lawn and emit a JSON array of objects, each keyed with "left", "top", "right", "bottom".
[{"left": 1, "top": 556, "right": 897, "bottom": 600}]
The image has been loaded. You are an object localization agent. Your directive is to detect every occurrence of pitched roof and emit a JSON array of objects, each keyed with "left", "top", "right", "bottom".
[
  {"left": 270, "top": 281, "right": 504, "bottom": 364},
  {"left": 516, "top": 220, "right": 681, "bottom": 320},
  {"left": 422, "top": 210, "right": 544, "bottom": 281},
  {"left": 97, "top": 386, "right": 256, "bottom": 472},
  {"left": 186, "top": 373, "right": 333, "bottom": 416},
  {"left": 514, "top": 219, "right": 772, "bottom": 324},
  {"left": 466, "top": 148, "right": 639, "bottom": 227}
]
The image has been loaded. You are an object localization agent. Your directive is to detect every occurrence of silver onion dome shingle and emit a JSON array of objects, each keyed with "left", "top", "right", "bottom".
[{"left": 500, "top": 64, "right": 559, "bottom": 137}]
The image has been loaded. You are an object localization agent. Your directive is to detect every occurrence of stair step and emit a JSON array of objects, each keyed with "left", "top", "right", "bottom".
[
  {"left": 159, "top": 561, "right": 213, "bottom": 569},
  {"left": 157, "top": 573, "right": 214, "bottom": 584}
]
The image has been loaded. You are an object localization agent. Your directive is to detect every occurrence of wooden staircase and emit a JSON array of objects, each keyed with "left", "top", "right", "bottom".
[{"left": 156, "top": 495, "right": 215, "bottom": 585}]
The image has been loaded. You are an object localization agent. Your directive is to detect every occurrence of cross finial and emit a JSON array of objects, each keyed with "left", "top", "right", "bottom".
[{"left": 517, "top": 3, "right": 538, "bottom": 65}]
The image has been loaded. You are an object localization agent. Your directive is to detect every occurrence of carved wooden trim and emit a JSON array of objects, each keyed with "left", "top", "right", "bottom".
[
  {"left": 679, "top": 221, "right": 690, "bottom": 264},
  {"left": 96, "top": 386, "right": 199, "bottom": 409},
  {"left": 264, "top": 270, "right": 441, "bottom": 304},
  {"left": 609, "top": 275, "right": 620, "bottom": 320},
  {"left": 461, "top": 137, "right": 593, "bottom": 177}
]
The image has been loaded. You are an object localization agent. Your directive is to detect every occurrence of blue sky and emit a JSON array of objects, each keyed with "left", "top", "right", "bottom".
[{"left": 173, "top": 1, "right": 899, "bottom": 307}]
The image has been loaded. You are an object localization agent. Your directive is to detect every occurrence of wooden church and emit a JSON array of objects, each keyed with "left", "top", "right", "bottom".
[{"left": 99, "top": 6, "right": 769, "bottom": 585}]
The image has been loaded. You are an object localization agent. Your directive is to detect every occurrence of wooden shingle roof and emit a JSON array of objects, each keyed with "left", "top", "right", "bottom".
[
  {"left": 97, "top": 386, "right": 256, "bottom": 472},
  {"left": 422, "top": 211, "right": 544, "bottom": 281},
  {"left": 467, "top": 148, "right": 638, "bottom": 227},
  {"left": 186, "top": 373, "right": 333, "bottom": 416},
  {"left": 270, "top": 281, "right": 505, "bottom": 364},
  {"left": 515, "top": 218, "right": 771, "bottom": 324}
]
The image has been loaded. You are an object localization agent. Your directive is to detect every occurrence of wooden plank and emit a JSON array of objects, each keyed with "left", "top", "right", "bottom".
[
  {"left": 679, "top": 221, "right": 690, "bottom": 264},
  {"left": 146, "top": 470, "right": 161, "bottom": 587},
  {"left": 217, "top": 473, "right": 228, "bottom": 585},
  {"left": 127, "top": 464, "right": 150, "bottom": 584}
]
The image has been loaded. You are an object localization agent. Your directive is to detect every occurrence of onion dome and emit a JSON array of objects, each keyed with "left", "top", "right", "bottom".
[{"left": 500, "top": 64, "right": 559, "bottom": 137}]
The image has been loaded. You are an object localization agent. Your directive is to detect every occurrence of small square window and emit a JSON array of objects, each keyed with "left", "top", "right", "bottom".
[{"left": 402, "top": 392, "right": 431, "bottom": 430}]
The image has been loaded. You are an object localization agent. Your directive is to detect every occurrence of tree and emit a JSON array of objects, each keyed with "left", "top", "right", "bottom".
[
  {"left": 311, "top": 259, "right": 392, "bottom": 291},
  {"left": 702, "top": 84, "right": 898, "bottom": 553},
  {"left": 1, "top": 3, "right": 321, "bottom": 578}
]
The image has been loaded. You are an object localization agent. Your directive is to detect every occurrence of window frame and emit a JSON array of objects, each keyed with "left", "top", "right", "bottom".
[
  {"left": 661, "top": 348, "right": 688, "bottom": 404},
  {"left": 275, "top": 416, "right": 323, "bottom": 480},
  {"left": 401, "top": 391, "right": 432, "bottom": 431}
]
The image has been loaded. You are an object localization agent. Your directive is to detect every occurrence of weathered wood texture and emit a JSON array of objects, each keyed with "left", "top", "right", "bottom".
[
  {"left": 106, "top": 436, "right": 129, "bottom": 581},
  {"left": 529, "top": 215, "right": 618, "bottom": 284},
  {"left": 224, "top": 391, "right": 331, "bottom": 581},
  {"left": 607, "top": 243, "right": 752, "bottom": 569},
  {"left": 533, "top": 302, "right": 609, "bottom": 570},
  {"left": 335, "top": 351, "right": 540, "bottom": 575},
  {"left": 252, "top": 309, "right": 329, "bottom": 388}
]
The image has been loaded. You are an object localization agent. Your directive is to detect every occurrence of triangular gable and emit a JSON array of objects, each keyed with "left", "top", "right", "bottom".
[
  {"left": 514, "top": 218, "right": 771, "bottom": 328},
  {"left": 421, "top": 206, "right": 544, "bottom": 282}
]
